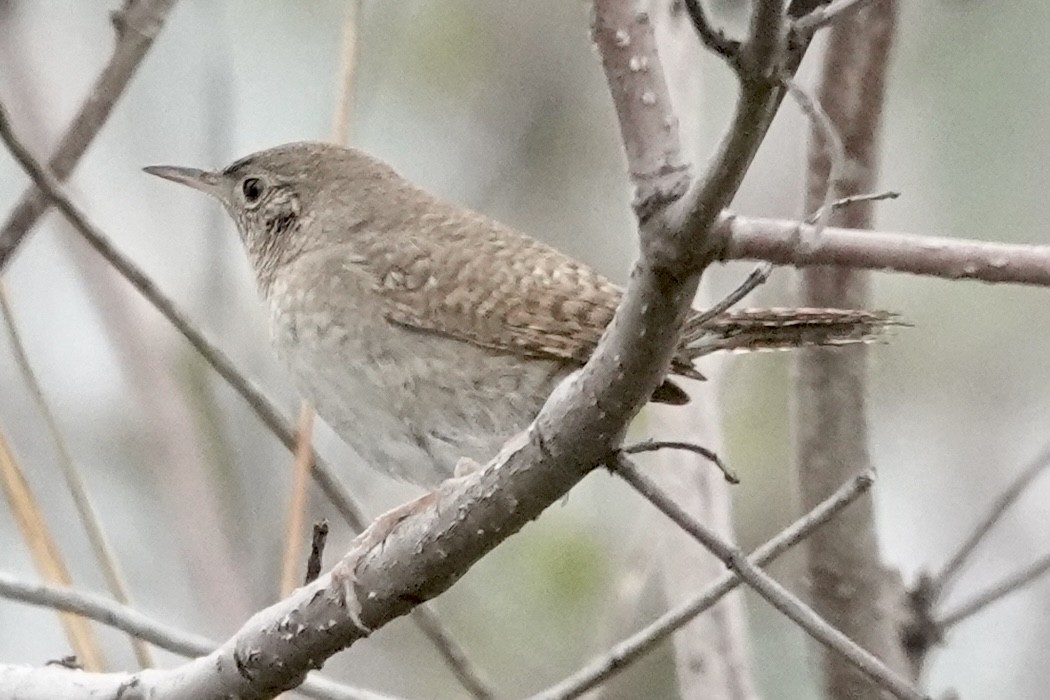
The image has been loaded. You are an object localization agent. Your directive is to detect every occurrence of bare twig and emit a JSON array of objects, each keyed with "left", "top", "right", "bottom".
[
  {"left": 0, "top": 0, "right": 179, "bottom": 271},
  {"left": 0, "top": 573, "right": 399, "bottom": 700},
  {"left": 531, "top": 470, "right": 876, "bottom": 700},
  {"left": 813, "top": 190, "right": 900, "bottom": 220},
  {"left": 620, "top": 440, "right": 738, "bottom": 483},
  {"left": 0, "top": 572, "right": 213, "bottom": 658},
  {"left": 782, "top": 73, "right": 846, "bottom": 242},
  {"left": 686, "top": 262, "right": 772, "bottom": 329},
  {"left": 681, "top": 0, "right": 741, "bottom": 62},
  {"left": 0, "top": 287, "right": 152, "bottom": 667},
  {"left": 409, "top": 606, "right": 494, "bottom": 700},
  {"left": 795, "top": 0, "right": 876, "bottom": 34},
  {"left": 612, "top": 455, "right": 926, "bottom": 700},
  {"left": 938, "top": 552, "right": 1050, "bottom": 632},
  {"left": 928, "top": 443, "right": 1050, "bottom": 604}
]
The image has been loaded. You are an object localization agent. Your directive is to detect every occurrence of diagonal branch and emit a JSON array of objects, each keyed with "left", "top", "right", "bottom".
[
  {"left": 928, "top": 443, "right": 1050, "bottom": 604},
  {"left": 612, "top": 456, "right": 926, "bottom": 700},
  {"left": 0, "top": 0, "right": 179, "bottom": 271},
  {"left": 937, "top": 552, "right": 1050, "bottom": 633},
  {"left": 531, "top": 470, "right": 876, "bottom": 700}
]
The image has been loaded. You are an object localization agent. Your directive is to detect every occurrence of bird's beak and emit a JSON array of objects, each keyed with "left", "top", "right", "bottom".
[{"left": 143, "top": 165, "right": 224, "bottom": 198}]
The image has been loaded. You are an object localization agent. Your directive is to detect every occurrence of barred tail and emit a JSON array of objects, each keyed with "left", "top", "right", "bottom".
[{"left": 682, "top": 308, "right": 904, "bottom": 359}]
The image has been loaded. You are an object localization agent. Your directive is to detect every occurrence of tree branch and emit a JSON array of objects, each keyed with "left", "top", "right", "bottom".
[
  {"left": 613, "top": 457, "right": 925, "bottom": 700},
  {"left": 715, "top": 214, "right": 1050, "bottom": 287},
  {"left": 928, "top": 443, "right": 1050, "bottom": 604},
  {"left": 531, "top": 470, "right": 876, "bottom": 700},
  {"left": 794, "top": 0, "right": 876, "bottom": 34},
  {"left": 937, "top": 552, "right": 1050, "bottom": 632},
  {"left": 0, "top": 0, "right": 179, "bottom": 271}
]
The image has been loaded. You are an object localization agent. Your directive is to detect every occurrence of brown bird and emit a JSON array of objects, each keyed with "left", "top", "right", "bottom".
[{"left": 145, "top": 142, "right": 895, "bottom": 487}]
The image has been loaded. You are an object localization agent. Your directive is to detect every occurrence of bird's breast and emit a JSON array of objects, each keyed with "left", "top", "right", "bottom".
[{"left": 265, "top": 255, "right": 569, "bottom": 485}]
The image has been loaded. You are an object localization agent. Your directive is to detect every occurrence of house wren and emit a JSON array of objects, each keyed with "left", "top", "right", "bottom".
[{"left": 145, "top": 142, "right": 893, "bottom": 487}]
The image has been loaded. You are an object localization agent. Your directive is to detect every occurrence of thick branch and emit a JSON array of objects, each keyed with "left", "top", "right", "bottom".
[{"left": 0, "top": 0, "right": 179, "bottom": 271}]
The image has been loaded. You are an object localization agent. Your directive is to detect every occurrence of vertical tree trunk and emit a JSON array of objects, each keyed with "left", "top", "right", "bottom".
[{"left": 795, "top": 2, "right": 909, "bottom": 698}]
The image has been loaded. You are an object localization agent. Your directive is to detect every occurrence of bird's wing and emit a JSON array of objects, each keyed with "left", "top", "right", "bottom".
[{"left": 361, "top": 215, "right": 621, "bottom": 366}]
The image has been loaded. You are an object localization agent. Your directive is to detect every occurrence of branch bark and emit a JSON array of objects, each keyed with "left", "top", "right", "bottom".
[
  {"left": 715, "top": 213, "right": 1050, "bottom": 287},
  {"left": 794, "top": 2, "right": 910, "bottom": 698}
]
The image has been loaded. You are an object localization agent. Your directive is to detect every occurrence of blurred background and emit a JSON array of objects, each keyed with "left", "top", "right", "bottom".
[{"left": 1, "top": 1, "right": 1049, "bottom": 698}]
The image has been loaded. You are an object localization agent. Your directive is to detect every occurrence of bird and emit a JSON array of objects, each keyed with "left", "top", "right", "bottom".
[{"left": 145, "top": 142, "right": 895, "bottom": 488}]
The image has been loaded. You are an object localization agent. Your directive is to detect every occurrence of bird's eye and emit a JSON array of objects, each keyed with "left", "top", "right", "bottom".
[{"left": 241, "top": 177, "right": 265, "bottom": 203}]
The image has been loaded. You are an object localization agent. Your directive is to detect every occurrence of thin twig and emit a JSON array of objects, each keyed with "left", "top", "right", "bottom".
[
  {"left": 681, "top": 0, "right": 742, "bottom": 63},
  {"left": 937, "top": 552, "right": 1050, "bottom": 632},
  {"left": 0, "top": 0, "right": 179, "bottom": 271},
  {"left": 612, "top": 455, "right": 926, "bottom": 700},
  {"left": 928, "top": 443, "right": 1050, "bottom": 604},
  {"left": 531, "top": 470, "right": 876, "bottom": 700},
  {"left": 409, "top": 605, "right": 495, "bottom": 700},
  {"left": 783, "top": 73, "right": 846, "bottom": 243},
  {"left": 795, "top": 0, "right": 876, "bottom": 34},
  {"left": 685, "top": 262, "right": 772, "bottom": 329},
  {"left": 0, "top": 287, "right": 152, "bottom": 667},
  {"left": 620, "top": 440, "right": 738, "bottom": 483},
  {"left": 811, "top": 190, "right": 900, "bottom": 222},
  {"left": 0, "top": 573, "right": 400, "bottom": 700}
]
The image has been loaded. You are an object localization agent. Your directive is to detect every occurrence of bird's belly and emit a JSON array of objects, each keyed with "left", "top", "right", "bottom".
[{"left": 271, "top": 306, "right": 567, "bottom": 487}]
